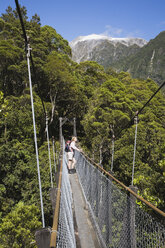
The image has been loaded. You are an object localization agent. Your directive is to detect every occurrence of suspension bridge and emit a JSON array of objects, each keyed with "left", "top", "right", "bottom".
[
  {"left": 34, "top": 134, "right": 164, "bottom": 248},
  {"left": 5, "top": 1, "right": 165, "bottom": 247},
  {"left": 36, "top": 118, "right": 165, "bottom": 248}
]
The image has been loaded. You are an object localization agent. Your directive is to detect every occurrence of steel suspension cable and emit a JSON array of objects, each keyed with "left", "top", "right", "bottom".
[
  {"left": 116, "top": 80, "right": 165, "bottom": 138},
  {"left": 29, "top": 55, "right": 46, "bottom": 117},
  {"left": 137, "top": 80, "right": 165, "bottom": 116},
  {"left": 46, "top": 114, "right": 53, "bottom": 188},
  {"left": 52, "top": 136, "right": 57, "bottom": 173},
  {"left": 111, "top": 136, "right": 115, "bottom": 171},
  {"left": 110, "top": 125, "right": 115, "bottom": 172},
  {"left": 15, "top": 0, "right": 45, "bottom": 227},
  {"left": 14, "top": 0, "right": 46, "bottom": 118},
  {"left": 27, "top": 43, "right": 45, "bottom": 228},
  {"left": 14, "top": 0, "right": 28, "bottom": 46},
  {"left": 132, "top": 115, "right": 138, "bottom": 186}
]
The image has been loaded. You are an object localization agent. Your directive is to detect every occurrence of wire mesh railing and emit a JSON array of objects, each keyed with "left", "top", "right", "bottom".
[
  {"left": 56, "top": 152, "right": 76, "bottom": 248},
  {"left": 75, "top": 151, "right": 165, "bottom": 248},
  {"left": 50, "top": 143, "right": 76, "bottom": 248}
]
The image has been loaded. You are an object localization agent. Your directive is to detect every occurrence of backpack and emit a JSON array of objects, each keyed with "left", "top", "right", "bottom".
[{"left": 65, "top": 140, "right": 71, "bottom": 152}]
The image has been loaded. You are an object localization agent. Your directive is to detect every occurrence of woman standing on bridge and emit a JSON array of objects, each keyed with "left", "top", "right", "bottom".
[{"left": 68, "top": 136, "right": 80, "bottom": 174}]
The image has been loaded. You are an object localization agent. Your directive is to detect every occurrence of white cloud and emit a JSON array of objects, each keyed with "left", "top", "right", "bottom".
[
  {"left": 160, "top": 21, "right": 165, "bottom": 25},
  {"left": 101, "top": 25, "right": 142, "bottom": 38},
  {"left": 126, "top": 30, "right": 142, "bottom": 38},
  {"left": 101, "top": 25, "right": 124, "bottom": 37}
]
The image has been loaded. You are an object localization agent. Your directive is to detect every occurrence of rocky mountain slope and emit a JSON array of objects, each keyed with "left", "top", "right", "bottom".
[
  {"left": 111, "top": 31, "right": 165, "bottom": 84},
  {"left": 70, "top": 34, "right": 147, "bottom": 68},
  {"left": 70, "top": 32, "right": 165, "bottom": 85}
]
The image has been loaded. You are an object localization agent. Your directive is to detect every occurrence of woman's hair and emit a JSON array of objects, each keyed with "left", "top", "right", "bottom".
[{"left": 72, "top": 136, "right": 77, "bottom": 141}]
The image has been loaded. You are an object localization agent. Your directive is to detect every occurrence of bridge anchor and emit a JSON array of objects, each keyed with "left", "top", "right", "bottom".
[{"left": 35, "top": 228, "right": 51, "bottom": 248}]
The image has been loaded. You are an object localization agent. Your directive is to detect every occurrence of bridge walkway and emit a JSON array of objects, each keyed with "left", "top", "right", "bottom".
[{"left": 69, "top": 171, "right": 100, "bottom": 248}]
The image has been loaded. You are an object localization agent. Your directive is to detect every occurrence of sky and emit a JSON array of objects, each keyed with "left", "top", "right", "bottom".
[{"left": 1, "top": 0, "right": 165, "bottom": 42}]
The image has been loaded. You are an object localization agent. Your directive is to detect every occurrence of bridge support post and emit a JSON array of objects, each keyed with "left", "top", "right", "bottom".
[
  {"left": 49, "top": 187, "right": 58, "bottom": 214},
  {"left": 73, "top": 117, "right": 77, "bottom": 137},
  {"left": 35, "top": 228, "right": 51, "bottom": 248}
]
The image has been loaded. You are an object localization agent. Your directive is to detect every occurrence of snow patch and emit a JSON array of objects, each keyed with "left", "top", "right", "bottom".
[{"left": 70, "top": 34, "right": 147, "bottom": 48}]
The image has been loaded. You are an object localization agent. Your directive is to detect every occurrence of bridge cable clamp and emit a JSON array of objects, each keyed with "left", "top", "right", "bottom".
[{"left": 51, "top": 229, "right": 59, "bottom": 234}]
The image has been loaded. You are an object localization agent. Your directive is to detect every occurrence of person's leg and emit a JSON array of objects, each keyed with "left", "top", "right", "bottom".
[
  {"left": 68, "top": 152, "right": 73, "bottom": 173},
  {"left": 68, "top": 160, "right": 72, "bottom": 170},
  {"left": 72, "top": 157, "right": 76, "bottom": 169}
]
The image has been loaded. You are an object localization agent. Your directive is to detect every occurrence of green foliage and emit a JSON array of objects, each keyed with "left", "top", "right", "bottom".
[
  {"left": 40, "top": 25, "right": 71, "bottom": 56},
  {"left": 0, "top": 5, "right": 164, "bottom": 247},
  {"left": 82, "top": 74, "right": 165, "bottom": 210},
  {"left": 0, "top": 91, "right": 8, "bottom": 117},
  {"left": 0, "top": 202, "right": 41, "bottom": 248}
]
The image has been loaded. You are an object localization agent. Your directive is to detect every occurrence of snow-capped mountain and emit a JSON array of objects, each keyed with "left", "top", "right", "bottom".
[{"left": 70, "top": 34, "right": 148, "bottom": 67}]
